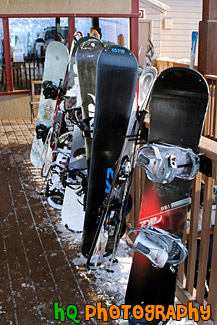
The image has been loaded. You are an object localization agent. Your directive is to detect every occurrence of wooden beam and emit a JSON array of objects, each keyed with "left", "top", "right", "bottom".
[
  {"left": 3, "top": 18, "right": 13, "bottom": 92},
  {"left": 130, "top": 0, "right": 139, "bottom": 59},
  {"left": 203, "top": 0, "right": 217, "bottom": 20},
  {"left": 68, "top": 16, "right": 75, "bottom": 51},
  {"left": 198, "top": 0, "right": 217, "bottom": 75}
]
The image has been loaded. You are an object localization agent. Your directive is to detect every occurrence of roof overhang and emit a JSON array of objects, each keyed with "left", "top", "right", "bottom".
[{"left": 140, "top": 0, "right": 169, "bottom": 13}]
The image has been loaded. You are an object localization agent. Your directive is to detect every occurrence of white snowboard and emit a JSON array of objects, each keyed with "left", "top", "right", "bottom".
[
  {"left": 61, "top": 186, "right": 85, "bottom": 232},
  {"left": 30, "top": 41, "right": 69, "bottom": 168}
]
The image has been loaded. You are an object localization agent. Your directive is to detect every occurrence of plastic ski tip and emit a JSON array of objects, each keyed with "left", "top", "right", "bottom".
[{"left": 126, "top": 225, "right": 188, "bottom": 269}]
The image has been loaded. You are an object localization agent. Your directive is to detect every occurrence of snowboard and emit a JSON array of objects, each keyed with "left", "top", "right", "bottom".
[
  {"left": 86, "top": 67, "right": 157, "bottom": 268},
  {"left": 125, "top": 67, "right": 209, "bottom": 324},
  {"left": 81, "top": 45, "right": 138, "bottom": 257},
  {"left": 66, "top": 36, "right": 99, "bottom": 98},
  {"left": 61, "top": 125, "right": 87, "bottom": 231},
  {"left": 45, "top": 35, "right": 91, "bottom": 210},
  {"left": 30, "top": 41, "right": 69, "bottom": 168},
  {"left": 76, "top": 38, "right": 104, "bottom": 173},
  {"left": 60, "top": 37, "right": 102, "bottom": 228}
]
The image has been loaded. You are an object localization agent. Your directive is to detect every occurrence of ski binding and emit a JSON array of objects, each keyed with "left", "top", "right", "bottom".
[
  {"left": 126, "top": 225, "right": 188, "bottom": 269},
  {"left": 137, "top": 143, "right": 200, "bottom": 184}
]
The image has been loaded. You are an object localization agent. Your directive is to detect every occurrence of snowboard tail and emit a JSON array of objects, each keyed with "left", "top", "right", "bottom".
[{"left": 81, "top": 45, "right": 138, "bottom": 257}]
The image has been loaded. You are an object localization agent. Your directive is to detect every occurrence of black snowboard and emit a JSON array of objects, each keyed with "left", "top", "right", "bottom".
[
  {"left": 81, "top": 45, "right": 138, "bottom": 257},
  {"left": 76, "top": 38, "right": 104, "bottom": 173},
  {"left": 125, "top": 67, "right": 209, "bottom": 324},
  {"left": 67, "top": 36, "right": 99, "bottom": 93}
]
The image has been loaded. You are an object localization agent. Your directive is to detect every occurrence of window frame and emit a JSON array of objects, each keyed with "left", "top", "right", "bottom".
[{"left": 0, "top": 5, "right": 139, "bottom": 96}]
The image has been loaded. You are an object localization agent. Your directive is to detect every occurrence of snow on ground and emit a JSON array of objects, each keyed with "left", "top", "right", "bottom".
[
  {"left": 157, "top": 57, "right": 190, "bottom": 64},
  {"left": 53, "top": 217, "right": 202, "bottom": 324}
]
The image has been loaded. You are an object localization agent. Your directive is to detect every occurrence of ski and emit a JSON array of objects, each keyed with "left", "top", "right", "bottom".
[{"left": 190, "top": 31, "right": 198, "bottom": 69}]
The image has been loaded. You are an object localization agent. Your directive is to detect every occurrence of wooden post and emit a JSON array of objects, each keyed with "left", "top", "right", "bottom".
[
  {"left": 3, "top": 18, "right": 13, "bottom": 92},
  {"left": 131, "top": 0, "right": 139, "bottom": 60},
  {"left": 198, "top": 0, "right": 217, "bottom": 75},
  {"left": 68, "top": 16, "right": 75, "bottom": 51}
]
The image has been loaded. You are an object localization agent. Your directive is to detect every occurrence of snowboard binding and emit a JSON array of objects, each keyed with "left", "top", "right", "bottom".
[
  {"left": 35, "top": 124, "right": 50, "bottom": 143},
  {"left": 45, "top": 150, "right": 69, "bottom": 210},
  {"left": 126, "top": 225, "right": 188, "bottom": 269},
  {"left": 137, "top": 143, "right": 200, "bottom": 184},
  {"left": 43, "top": 79, "right": 66, "bottom": 101},
  {"left": 43, "top": 80, "right": 58, "bottom": 99}
]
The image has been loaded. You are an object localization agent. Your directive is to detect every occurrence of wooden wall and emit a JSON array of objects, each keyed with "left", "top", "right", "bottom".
[
  {"left": 139, "top": 3, "right": 161, "bottom": 58},
  {"left": 160, "top": 0, "right": 202, "bottom": 60},
  {"left": 140, "top": 0, "right": 203, "bottom": 62},
  {"left": 0, "top": 94, "right": 30, "bottom": 120}
]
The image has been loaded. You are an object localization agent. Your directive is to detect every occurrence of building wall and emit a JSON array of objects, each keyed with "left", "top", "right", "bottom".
[
  {"left": 0, "top": 94, "right": 30, "bottom": 120},
  {"left": 139, "top": 4, "right": 161, "bottom": 59},
  {"left": 160, "top": 0, "right": 202, "bottom": 61},
  {"left": 0, "top": 0, "right": 134, "bottom": 119},
  {"left": 1, "top": 0, "right": 132, "bottom": 15},
  {"left": 139, "top": 0, "right": 202, "bottom": 62}
]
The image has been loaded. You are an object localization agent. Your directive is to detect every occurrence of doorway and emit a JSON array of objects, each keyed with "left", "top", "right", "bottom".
[{"left": 139, "top": 20, "right": 151, "bottom": 67}]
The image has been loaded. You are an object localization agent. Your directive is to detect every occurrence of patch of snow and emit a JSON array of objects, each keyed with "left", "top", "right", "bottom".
[
  {"left": 55, "top": 218, "right": 202, "bottom": 324},
  {"left": 158, "top": 57, "right": 190, "bottom": 64}
]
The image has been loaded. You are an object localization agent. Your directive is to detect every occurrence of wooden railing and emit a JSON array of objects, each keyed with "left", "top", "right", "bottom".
[
  {"left": 0, "top": 57, "right": 45, "bottom": 92},
  {"left": 127, "top": 60, "right": 217, "bottom": 324},
  {"left": 153, "top": 58, "right": 194, "bottom": 75},
  {"left": 127, "top": 138, "right": 217, "bottom": 324},
  {"left": 203, "top": 75, "right": 217, "bottom": 141},
  {"left": 177, "top": 138, "right": 217, "bottom": 324},
  {"left": 154, "top": 60, "right": 217, "bottom": 142}
]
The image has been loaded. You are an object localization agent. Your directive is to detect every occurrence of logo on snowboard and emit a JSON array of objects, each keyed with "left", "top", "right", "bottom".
[
  {"left": 105, "top": 168, "right": 114, "bottom": 194},
  {"left": 112, "top": 48, "right": 125, "bottom": 54},
  {"left": 43, "top": 105, "right": 53, "bottom": 120},
  {"left": 140, "top": 216, "right": 163, "bottom": 227}
]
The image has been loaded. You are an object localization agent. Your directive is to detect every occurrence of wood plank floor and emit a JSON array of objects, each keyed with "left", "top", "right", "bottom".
[{"left": 0, "top": 118, "right": 116, "bottom": 325}]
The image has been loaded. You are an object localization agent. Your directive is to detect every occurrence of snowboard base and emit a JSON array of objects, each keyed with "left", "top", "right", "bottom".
[{"left": 61, "top": 186, "right": 85, "bottom": 232}]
